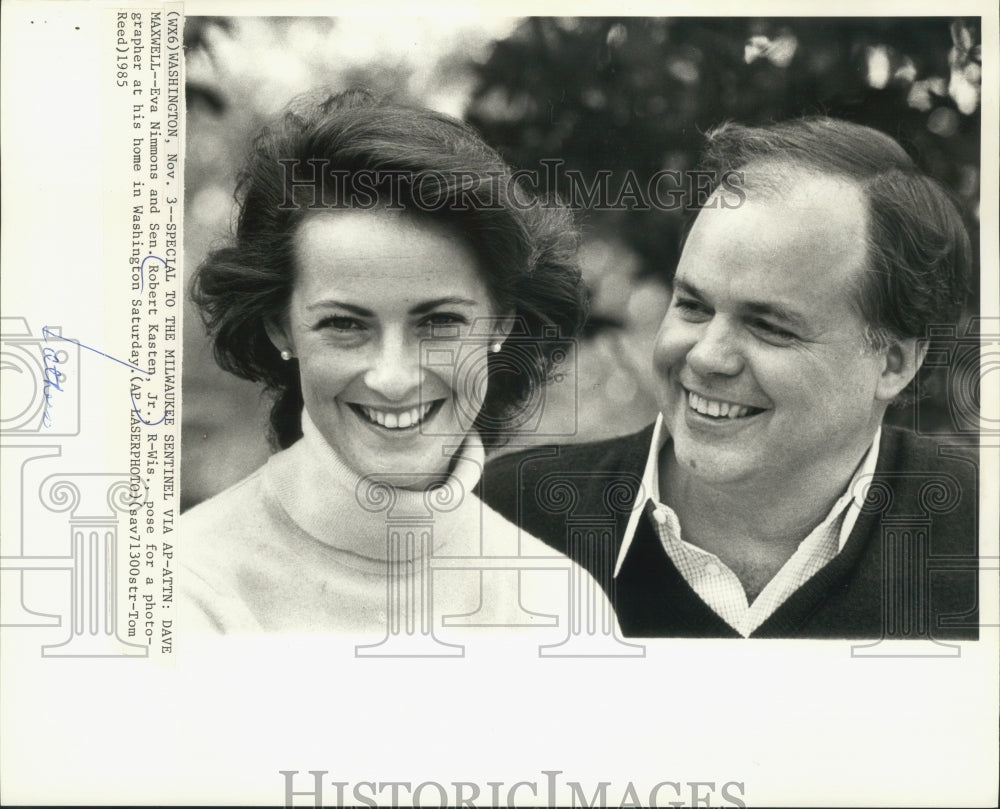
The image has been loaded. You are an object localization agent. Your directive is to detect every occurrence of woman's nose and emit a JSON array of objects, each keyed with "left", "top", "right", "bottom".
[
  {"left": 363, "top": 335, "right": 423, "bottom": 401},
  {"left": 685, "top": 319, "right": 744, "bottom": 377}
]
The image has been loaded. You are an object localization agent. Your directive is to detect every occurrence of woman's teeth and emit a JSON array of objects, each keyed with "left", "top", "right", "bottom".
[
  {"left": 359, "top": 402, "right": 434, "bottom": 429},
  {"left": 687, "top": 391, "right": 757, "bottom": 419}
]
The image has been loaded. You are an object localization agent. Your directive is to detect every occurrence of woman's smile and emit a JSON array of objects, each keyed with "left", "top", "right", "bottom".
[{"left": 348, "top": 399, "right": 444, "bottom": 432}]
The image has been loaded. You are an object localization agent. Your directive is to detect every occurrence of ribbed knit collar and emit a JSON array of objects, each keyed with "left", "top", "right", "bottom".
[{"left": 264, "top": 409, "right": 486, "bottom": 562}]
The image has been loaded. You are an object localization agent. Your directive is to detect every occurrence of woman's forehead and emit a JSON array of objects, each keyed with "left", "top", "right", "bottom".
[{"left": 291, "top": 210, "right": 489, "bottom": 304}]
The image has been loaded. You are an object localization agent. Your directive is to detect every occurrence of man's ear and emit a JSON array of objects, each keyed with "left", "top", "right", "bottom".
[{"left": 875, "top": 336, "right": 927, "bottom": 402}]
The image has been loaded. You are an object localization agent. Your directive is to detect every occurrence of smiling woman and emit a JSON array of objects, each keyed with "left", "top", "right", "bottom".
[
  {"left": 269, "top": 210, "right": 502, "bottom": 489},
  {"left": 179, "top": 88, "right": 608, "bottom": 637}
]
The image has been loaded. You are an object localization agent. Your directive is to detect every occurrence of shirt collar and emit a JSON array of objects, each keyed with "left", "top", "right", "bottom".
[
  {"left": 614, "top": 413, "right": 669, "bottom": 576},
  {"left": 834, "top": 424, "right": 882, "bottom": 552},
  {"left": 612, "top": 414, "right": 882, "bottom": 577}
]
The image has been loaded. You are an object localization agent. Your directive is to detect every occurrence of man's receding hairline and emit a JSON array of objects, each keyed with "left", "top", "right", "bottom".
[
  {"left": 705, "top": 158, "right": 880, "bottom": 341},
  {"left": 733, "top": 157, "right": 868, "bottom": 198},
  {"left": 712, "top": 159, "right": 870, "bottom": 244}
]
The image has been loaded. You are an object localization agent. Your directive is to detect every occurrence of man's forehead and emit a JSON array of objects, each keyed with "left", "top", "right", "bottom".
[
  {"left": 728, "top": 159, "right": 867, "bottom": 208},
  {"left": 682, "top": 166, "right": 871, "bottom": 312},
  {"left": 697, "top": 163, "right": 869, "bottom": 248}
]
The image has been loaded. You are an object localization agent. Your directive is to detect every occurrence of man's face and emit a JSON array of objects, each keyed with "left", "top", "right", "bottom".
[{"left": 653, "top": 168, "right": 889, "bottom": 488}]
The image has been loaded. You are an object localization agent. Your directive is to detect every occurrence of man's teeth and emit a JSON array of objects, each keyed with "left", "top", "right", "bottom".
[
  {"left": 359, "top": 402, "right": 434, "bottom": 429},
  {"left": 688, "top": 391, "right": 754, "bottom": 419}
]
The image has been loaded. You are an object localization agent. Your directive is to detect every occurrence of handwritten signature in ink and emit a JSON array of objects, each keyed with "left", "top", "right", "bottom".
[
  {"left": 41, "top": 346, "right": 66, "bottom": 428},
  {"left": 42, "top": 326, "right": 165, "bottom": 427}
]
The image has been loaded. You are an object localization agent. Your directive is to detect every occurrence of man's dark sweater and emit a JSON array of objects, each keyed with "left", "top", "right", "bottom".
[{"left": 481, "top": 425, "right": 979, "bottom": 639}]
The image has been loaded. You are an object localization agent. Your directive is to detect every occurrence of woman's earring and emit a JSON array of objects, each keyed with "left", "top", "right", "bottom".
[
  {"left": 490, "top": 342, "right": 502, "bottom": 354},
  {"left": 280, "top": 349, "right": 293, "bottom": 361}
]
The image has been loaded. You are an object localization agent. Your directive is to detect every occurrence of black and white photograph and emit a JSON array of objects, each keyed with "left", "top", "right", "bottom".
[
  {"left": 1, "top": 1, "right": 997, "bottom": 806},
  {"left": 180, "top": 14, "right": 983, "bottom": 642}
]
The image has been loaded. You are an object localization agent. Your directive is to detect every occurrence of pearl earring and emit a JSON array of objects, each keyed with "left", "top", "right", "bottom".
[
  {"left": 490, "top": 342, "right": 502, "bottom": 354},
  {"left": 280, "top": 349, "right": 293, "bottom": 361}
]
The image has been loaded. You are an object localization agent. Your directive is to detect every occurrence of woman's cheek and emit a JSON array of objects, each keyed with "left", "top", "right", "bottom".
[{"left": 300, "top": 352, "right": 351, "bottom": 398}]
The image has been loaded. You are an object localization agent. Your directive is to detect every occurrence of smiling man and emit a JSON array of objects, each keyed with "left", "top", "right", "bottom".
[{"left": 482, "top": 117, "right": 979, "bottom": 639}]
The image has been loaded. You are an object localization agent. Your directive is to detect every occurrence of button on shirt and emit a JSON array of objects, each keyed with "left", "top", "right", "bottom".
[{"left": 614, "top": 414, "right": 881, "bottom": 637}]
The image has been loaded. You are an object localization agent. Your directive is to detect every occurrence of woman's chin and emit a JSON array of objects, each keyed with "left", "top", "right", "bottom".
[{"left": 336, "top": 412, "right": 471, "bottom": 489}]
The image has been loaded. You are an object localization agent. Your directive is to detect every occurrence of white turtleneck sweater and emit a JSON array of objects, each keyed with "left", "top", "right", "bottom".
[{"left": 180, "top": 414, "right": 609, "bottom": 640}]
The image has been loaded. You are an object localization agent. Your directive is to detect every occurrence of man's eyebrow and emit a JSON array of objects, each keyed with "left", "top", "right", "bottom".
[
  {"left": 742, "top": 301, "right": 809, "bottom": 330},
  {"left": 673, "top": 278, "right": 808, "bottom": 329},
  {"left": 672, "top": 278, "right": 704, "bottom": 299}
]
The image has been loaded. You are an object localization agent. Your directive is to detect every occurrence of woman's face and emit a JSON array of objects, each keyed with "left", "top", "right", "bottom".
[{"left": 270, "top": 210, "right": 503, "bottom": 487}]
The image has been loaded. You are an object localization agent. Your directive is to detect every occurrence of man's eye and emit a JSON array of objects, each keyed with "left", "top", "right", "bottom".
[
  {"left": 673, "top": 297, "right": 709, "bottom": 316},
  {"left": 753, "top": 319, "right": 796, "bottom": 341}
]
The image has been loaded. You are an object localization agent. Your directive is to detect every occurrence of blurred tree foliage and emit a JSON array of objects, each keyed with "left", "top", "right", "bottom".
[
  {"left": 465, "top": 17, "right": 982, "bottom": 439},
  {"left": 466, "top": 17, "right": 981, "bottom": 297},
  {"left": 179, "top": 18, "right": 983, "bottom": 500}
]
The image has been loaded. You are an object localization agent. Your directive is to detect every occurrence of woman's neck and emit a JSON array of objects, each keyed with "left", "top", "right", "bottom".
[{"left": 265, "top": 411, "right": 485, "bottom": 563}]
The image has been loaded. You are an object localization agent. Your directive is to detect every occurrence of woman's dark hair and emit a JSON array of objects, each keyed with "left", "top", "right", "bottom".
[{"left": 191, "top": 89, "right": 585, "bottom": 449}]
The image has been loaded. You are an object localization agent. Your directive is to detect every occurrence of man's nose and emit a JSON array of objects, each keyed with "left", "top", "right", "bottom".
[
  {"left": 685, "top": 318, "right": 744, "bottom": 377},
  {"left": 363, "top": 334, "right": 422, "bottom": 401}
]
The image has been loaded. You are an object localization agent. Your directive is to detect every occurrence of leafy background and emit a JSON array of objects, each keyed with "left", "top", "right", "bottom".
[{"left": 181, "top": 16, "right": 982, "bottom": 510}]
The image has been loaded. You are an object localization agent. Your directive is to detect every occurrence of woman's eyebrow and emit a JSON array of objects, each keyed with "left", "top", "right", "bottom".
[
  {"left": 304, "top": 297, "right": 479, "bottom": 316},
  {"left": 305, "top": 300, "right": 373, "bottom": 316},
  {"left": 409, "top": 297, "right": 478, "bottom": 315}
]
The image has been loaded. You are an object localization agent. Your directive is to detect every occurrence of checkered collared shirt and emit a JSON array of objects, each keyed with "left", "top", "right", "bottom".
[{"left": 613, "top": 415, "right": 881, "bottom": 637}]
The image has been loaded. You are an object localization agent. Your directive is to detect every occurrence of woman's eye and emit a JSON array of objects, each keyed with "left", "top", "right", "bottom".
[
  {"left": 316, "top": 316, "right": 365, "bottom": 332},
  {"left": 422, "top": 312, "right": 468, "bottom": 329}
]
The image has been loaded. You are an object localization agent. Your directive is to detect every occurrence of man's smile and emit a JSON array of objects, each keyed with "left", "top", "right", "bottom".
[{"left": 683, "top": 387, "right": 768, "bottom": 421}]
